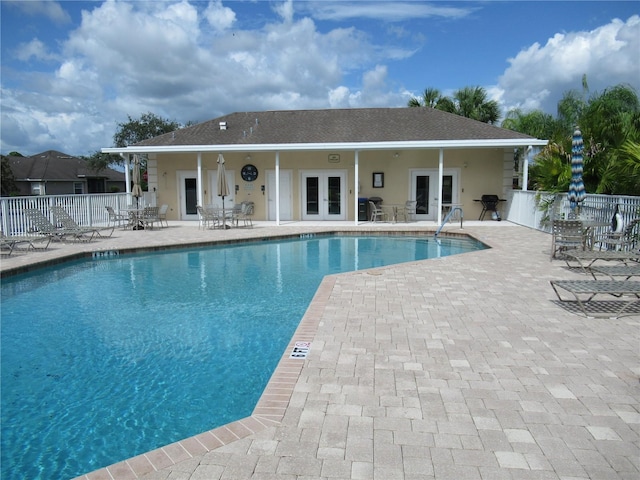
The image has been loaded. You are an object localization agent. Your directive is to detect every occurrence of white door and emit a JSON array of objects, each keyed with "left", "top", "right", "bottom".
[
  {"left": 267, "top": 170, "right": 293, "bottom": 221},
  {"left": 209, "top": 170, "right": 236, "bottom": 209},
  {"left": 177, "top": 171, "right": 199, "bottom": 220},
  {"left": 410, "top": 169, "right": 459, "bottom": 221},
  {"left": 301, "top": 170, "right": 347, "bottom": 221}
]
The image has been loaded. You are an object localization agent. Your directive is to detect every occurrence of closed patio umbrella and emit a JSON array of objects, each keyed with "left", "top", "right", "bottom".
[
  {"left": 131, "top": 154, "right": 143, "bottom": 205},
  {"left": 567, "top": 126, "right": 586, "bottom": 217},
  {"left": 217, "top": 153, "right": 230, "bottom": 229},
  {"left": 131, "top": 154, "right": 144, "bottom": 229}
]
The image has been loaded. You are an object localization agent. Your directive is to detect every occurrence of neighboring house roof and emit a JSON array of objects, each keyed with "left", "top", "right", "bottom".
[
  {"left": 7, "top": 150, "right": 125, "bottom": 182},
  {"left": 103, "top": 107, "right": 547, "bottom": 155}
]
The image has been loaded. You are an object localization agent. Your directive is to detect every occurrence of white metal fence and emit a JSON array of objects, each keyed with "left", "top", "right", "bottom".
[
  {"left": 507, "top": 190, "right": 640, "bottom": 235},
  {"left": 1, "top": 191, "right": 638, "bottom": 236},
  {"left": 0, "top": 193, "right": 139, "bottom": 235}
]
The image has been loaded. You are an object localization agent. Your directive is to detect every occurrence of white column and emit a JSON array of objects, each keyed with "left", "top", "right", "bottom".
[
  {"left": 275, "top": 152, "right": 280, "bottom": 225},
  {"left": 354, "top": 150, "right": 359, "bottom": 225},
  {"left": 124, "top": 154, "right": 131, "bottom": 195},
  {"left": 437, "top": 148, "right": 444, "bottom": 225},
  {"left": 522, "top": 146, "right": 531, "bottom": 191},
  {"left": 197, "top": 153, "right": 203, "bottom": 207}
]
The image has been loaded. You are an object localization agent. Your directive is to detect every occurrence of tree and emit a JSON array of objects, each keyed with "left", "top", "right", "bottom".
[
  {"left": 511, "top": 78, "right": 640, "bottom": 195},
  {"left": 88, "top": 112, "right": 182, "bottom": 172},
  {"left": 113, "top": 112, "right": 181, "bottom": 148},
  {"left": 408, "top": 86, "right": 500, "bottom": 124},
  {"left": 1, "top": 155, "right": 19, "bottom": 196}
]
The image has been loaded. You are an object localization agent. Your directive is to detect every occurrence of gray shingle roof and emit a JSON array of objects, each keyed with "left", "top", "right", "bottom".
[
  {"left": 137, "top": 107, "right": 538, "bottom": 147},
  {"left": 7, "top": 150, "right": 125, "bottom": 181}
]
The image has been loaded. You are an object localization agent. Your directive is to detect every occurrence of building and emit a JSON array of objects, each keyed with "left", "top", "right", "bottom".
[
  {"left": 4, "top": 150, "right": 126, "bottom": 196},
  {"left": 102, "top": 108, "right": 547, "bottom": 223}
]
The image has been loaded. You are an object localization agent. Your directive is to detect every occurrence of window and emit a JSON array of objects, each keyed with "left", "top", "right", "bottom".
[{"left": 74, "top": 182, "right": 84, "bottom": 194}]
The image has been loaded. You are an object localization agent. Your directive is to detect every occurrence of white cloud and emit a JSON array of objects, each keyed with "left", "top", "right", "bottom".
[
  {"left": 204, "top": 0, "right": 236, "bottom": 32},
  {"left": 302, "top": 1, "right": 474, "bottom": 22},
  {"left": 6, "top": 0, "right": 71, "bottom": 25},
  {"left": 15, "top": 38, "right": 57, "bottom": 62},
  {"left": 498, "top": 15, "right": 640, "bottom": 114}
]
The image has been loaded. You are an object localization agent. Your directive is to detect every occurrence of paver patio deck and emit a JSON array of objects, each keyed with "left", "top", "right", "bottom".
[{"left": 1, "top": 221, "right": 638, "bottom": 480}]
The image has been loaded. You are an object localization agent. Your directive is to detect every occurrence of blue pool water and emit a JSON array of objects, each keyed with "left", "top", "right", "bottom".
[{"left": 1, "top": 234, "right": 486, "bottom": 479}]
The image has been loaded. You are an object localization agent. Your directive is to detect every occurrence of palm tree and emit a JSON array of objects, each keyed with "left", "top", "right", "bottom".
[
  {"left": 407, "top": 88, "right": 444, "bottom": 108},
  {"left": 510, "top": 79, "right": 640, "bottom": 195},
  {"left": 408, "top": 85, "right": 500, "bottom": 124}
]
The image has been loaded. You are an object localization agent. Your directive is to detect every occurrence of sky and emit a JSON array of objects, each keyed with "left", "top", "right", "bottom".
[{"left": 1, "top": 1, "right": 639, "bottom": 157}]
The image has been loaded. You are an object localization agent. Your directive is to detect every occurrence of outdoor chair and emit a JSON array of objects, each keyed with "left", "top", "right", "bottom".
[
  {"left": 234, "top": 201, "right": 254, "bottom": 228},
  {"left": 196, "top": 206, "right": 219, "bottom": 230},
  {"left": 51, "top": 206, "right": 114, "bottom": 238},
  {"left": 141, "top": 206, "right": 160, "bottom": 230},
  {"left": 369, "top": 201, "right": 387, "bottom": 222},
  {"left": 550, "top": 219, "right": 586, "bottom": 260},
  {"left": 550, "top": 279, "right": 640, "bottom": 318},
  {"left": 106, "top": 206, "right": 128, "bottom": 228},
  {"left": 24, "top": 209, "right": 94, "bottom": 242},
  {"left": 1, "top": 231, "right": 51, "bottom": 256},
  {"left": 398, "top": 200, "right": 417, "bottom": 222},
  {"left": 158, "top": 204, "right": 169, "bottom": 228},
  {"left": 594, "top": 218, "right": 639, "bottom": 252}
]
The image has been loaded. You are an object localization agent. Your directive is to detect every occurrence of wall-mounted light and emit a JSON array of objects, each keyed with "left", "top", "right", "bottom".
[
  {"left": 394, "top": 152, "right": 399, "bottom": 158},
  {"left": 245, "top": 154, "right": 251, "bottom": 161},
  {"left": 463, "top": 162, "right": 468, "bottom": 168},
  {"left": 261, "top": 185, "right": 265, "bottom": 195},
  {"left": 235, "top": 184, "right": 239, "bottom": 194}
]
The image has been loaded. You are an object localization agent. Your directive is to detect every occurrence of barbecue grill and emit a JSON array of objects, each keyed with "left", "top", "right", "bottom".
[{"left": 478, "top": 194, "right": 505, "bottom": 221}]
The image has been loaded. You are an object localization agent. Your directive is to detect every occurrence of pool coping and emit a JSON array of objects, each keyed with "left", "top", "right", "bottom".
[{"left": 62, "top": 230, "right": 486, "bottom": 479}]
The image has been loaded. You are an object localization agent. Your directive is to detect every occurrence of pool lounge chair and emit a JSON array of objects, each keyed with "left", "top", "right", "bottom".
[
  {"left": 51, "top": 206, "right": 114, "bottom": 238},
  {"left": 593, "top": 218, "right": 640, "bottom": 252},
  {"left": 25, "top": 209, "right": 95, "bottom": 242},
  {"left": 563, "top": 249, "right": 639, "bottom": 271},
  {"left": 550, "top": 279, "right": 640, "bottom": 318},
  {"left": 588, "top": 264, "right": 640, "bottom": 280},
  {"left": 1, "top": 231, "right": 51, "bottom": 255}
]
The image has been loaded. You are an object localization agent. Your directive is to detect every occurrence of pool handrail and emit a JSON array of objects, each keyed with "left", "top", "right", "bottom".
[{"left": 435, "top": 207, "right": 464, "bottom": 237}]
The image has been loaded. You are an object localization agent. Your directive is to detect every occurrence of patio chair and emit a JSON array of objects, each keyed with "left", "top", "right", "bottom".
[
  {"left": 235, "top": 201, "right": 254, "bottom": 228},
  {"left": 141, "top": 206, "right": 160, "bottom": 230},
  {"left": 196, "top": 206, "right": 219, "bottom": 230},
  {"left": 594, "top": 218, "right": 639, "bottom": 252},
  {"left": 550, "top": 219, "right": 585, "bottom": 260},
  {"left": 158, "top": 204, "right": 169, "bottom": 228},
  {"left": 24, "top": 209, "right": 94, "bottom": 242},
  {"left": 369, "top": 201, "right": 387, "bottom": 222},
  {"left": 106, "top": 206, "right": 128, "bottom": 228},
  {"left": 398, "top": 200, "right": 417, "bottom": 222},
  {"left": 1, "top": 231, "right": 51, "bottom": 256},
  {"left": 51, "top": 206, "right": 114, "bottom": 238}
]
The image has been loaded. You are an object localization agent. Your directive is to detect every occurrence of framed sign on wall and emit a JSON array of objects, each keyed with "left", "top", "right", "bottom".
[{"left": 373, "top": 172, "right": 384, "bottom": 188}]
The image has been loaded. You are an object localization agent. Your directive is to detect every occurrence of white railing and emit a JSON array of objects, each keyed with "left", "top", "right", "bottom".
[
  {"left": 507, "top": 190, "right": 640, "bottom": 234},
  {"left": 0, "top": 193, "right": 137, "bottom": 235}
]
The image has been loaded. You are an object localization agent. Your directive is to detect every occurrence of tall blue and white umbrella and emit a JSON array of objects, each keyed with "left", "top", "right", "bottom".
[{"left": 567, "top": 126, "right": 586, "bottom": 213}]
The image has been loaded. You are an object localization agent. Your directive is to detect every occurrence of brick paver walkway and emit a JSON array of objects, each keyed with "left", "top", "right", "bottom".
[{"left": 2, "top": 222, "right": 638, "bottom": 480}]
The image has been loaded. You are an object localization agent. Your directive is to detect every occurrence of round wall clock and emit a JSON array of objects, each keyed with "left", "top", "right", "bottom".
[{"left": 241, "top": 164, "right": 258, "bottom": 182}]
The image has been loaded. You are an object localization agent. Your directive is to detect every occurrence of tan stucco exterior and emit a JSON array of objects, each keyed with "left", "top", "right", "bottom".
[{"left": 146, "top": 147, "right": 513, "bottom": 222}]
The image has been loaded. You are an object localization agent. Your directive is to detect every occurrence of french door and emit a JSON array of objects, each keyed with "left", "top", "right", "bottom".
[
  {"left": 410, "top": 169, "right": 459, "bottom": 221},
  {"left": 178, "top": 171, "right": 198, "bottom": 220},
  {"left": 301, "top": 171, "right": 346, "bottom": 220}
]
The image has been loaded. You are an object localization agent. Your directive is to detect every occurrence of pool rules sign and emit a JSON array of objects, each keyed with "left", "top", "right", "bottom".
[{"left": 290, "top": 341, "right": 311, "bottom": 359}]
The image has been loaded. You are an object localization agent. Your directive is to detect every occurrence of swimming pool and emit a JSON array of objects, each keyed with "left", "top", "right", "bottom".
[{"left": 1, "top": 234, "right": 486, "bottom": 479}]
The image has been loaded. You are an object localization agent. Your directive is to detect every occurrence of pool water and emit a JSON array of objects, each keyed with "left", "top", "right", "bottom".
[{"left": 1, "top": 234, "right": 485, "bottom": 479}]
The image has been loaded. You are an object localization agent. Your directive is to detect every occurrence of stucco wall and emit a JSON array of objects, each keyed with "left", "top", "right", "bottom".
[{"left": 148, "top": 148, "right": 513, "bottom": 222}]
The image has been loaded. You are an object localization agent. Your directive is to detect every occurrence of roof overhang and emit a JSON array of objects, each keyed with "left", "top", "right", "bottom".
[{"left": 102, "top": 138, "right": 548, "bottom": 155}]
